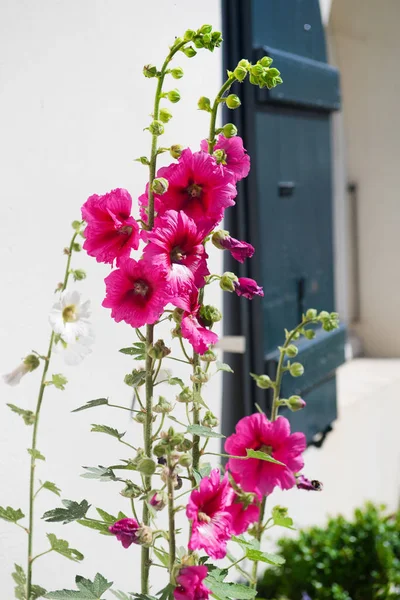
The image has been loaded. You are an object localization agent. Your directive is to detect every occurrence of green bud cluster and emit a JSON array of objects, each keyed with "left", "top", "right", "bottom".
[
  {"left": 190, "top": 366, "right": 209, "bottom": 384},
  {"left": 199, "top": 304, "right": 222, "bottom": 326},
  {"left": 180, "top": 25, "right": 223, "bottom": 57},
  {"left": 230, "top": 56, "right": 282, "bottom": 90}
]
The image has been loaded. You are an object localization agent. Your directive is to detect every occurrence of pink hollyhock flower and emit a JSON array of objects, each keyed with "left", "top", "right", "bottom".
[
  {"left": 225, "top": 473, "right": 260, "bottom": 534},
  {"left": 109, "top": 518, "right": 140, "bottom": 548},
  {"left": 141, "top": 149, "right": 236, "bottom": 230},
  {"left": 102, "top": 258, "right": 171, "bottom": 328},
  {"left": 201, "top": 134, "right": 250, "bottom": 182},
  {"left": 81, "top": 188, "right": 139, "bottom": 266},
  {"left": 177, "top": 285, "right": 218, "bottom": 355},
  {"left": 143, "top": 210, "right": 210, "bottom": 294},
  {"left": 225, "top": 413, "right": 306, "bottom": 496},
  {"left": 174, "top": 565, "right": 210, "bottom": 600},
  {"left": 234, "top": 277, "right": 264, "bottom": 299},
  {"left": 187, "top": 469, "right": 235, "bottom": 559},
  {"left": 296, "top": 475, "right": 323, "bottom": 491},
  {"left": 212, "top": 230, "right": 254, "bottom": 263}
]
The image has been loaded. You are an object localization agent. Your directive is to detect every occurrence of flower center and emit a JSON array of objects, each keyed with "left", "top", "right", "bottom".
[
  {"left": 132, "top": 279, "right": 149, "bottom": 297},
  {"left": 198, "top": 511, "right": 211, "bottom": 523},
  {"left": 213, "top": 149, "right": 227, "bottom": 165},
  {"left": 170, "top": 246, "right": 186, "bottom": 264},
  {"left": 186, "top": 182, "right": 203, "bottom": 199},
  {"left": 119, "top": 225, "right": 133, "bottom": 236},
  {"left": 258, "top": 444, "right": 273, "bottom": 456},
  {"left": 62, "top": 304, "right": 77, "bottom": 323}
]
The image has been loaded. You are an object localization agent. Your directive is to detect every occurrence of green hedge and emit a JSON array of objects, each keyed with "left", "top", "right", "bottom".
[{"left": 257, "top": 504, "right": 400, "bottom": 600}]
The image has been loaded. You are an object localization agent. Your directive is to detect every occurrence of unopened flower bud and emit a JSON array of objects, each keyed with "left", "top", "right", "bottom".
[
  {"left": 286, "top": 344, "right": 298, "bottom": 358},
  {"left": 171, "top": 324, "right": 182, "bottom": 338},
  {"left": 159, "top": 108, "right": 173, "bottom": 124},
  {"left": 148, "top": 339, "right": 171, "bottom": 359},
  {"left": 153, "top": 443, "right": 168, "bottom": 458},
  {"left": 137, "top": 525, "right": 153, "bottom": 546},
  {"left": 213, "top": 149, "right": 227, "bottom": 164},
  {"left": 212, "top": 229, "right": 229, "bottom": 249},
  {"left": 306, "top": 308, "right": 318, "bottom": 320},
  {"left": 177, "top": 386, "right": 192, "bottom": 403},
  {"left": 260, "top": 56, "right": 273, "bottom": 68},
  {"left": 182, "top": 46, "right": 197, "bottom": 58},
  {"left": 304, "top": 329, "right": 316, "bottom": 340},
  {"left": 190, "top": 367, "right": 209, "bottom": 384},
  {"left": 133, "top": 412, "right": 146, "bottom": 424},
  {"left": 137, "top": 458, "right": 157, "bottom": 476},
  {"left": 289, "top": 362, "right": 304, "bottom": 377},
  {"left": 176, "top": 438, "right": 193, "bottom": 452},
  {"left": 172, "top": 308, "right": 184, "bottom": 323},
  {"left": 200, "top": 349, "right": 217, "bottom": 363},
  {"left": 234, "top": 65, "right": 247, "bottom": 81},
  {"left": 167, "top": 89, "right": 181, "bottom": 103},
  {"left": 183, "top": 29, "right": 196, "bottom": 41},
  {"left": 222, "top": 123, "right": 238, "bottom": 138},
  {"left": 154, "top": 396, "right": 173, "bottom": 414},
  {"left": 199, "top": 304, "right": 222, "bottom": 326},
  {"left": 198, "top": 96, "right": 211, "bottom": 112},
  {"left": 170, "top": 144, "right": 183, "bottom": 159},
  {"left": 226, "top": 94, "right": 241, "bottom": 109},
  {"left": 171, "top": 67, "right": 184, "bottom": 79},
  {"left": 287, "top": 395, "right": 306, "bottom": 412},
  {"left": 199, "top": 24, "right": 212, "bottom": 34},
  {"left": 296, "top": 474, "right": 323, "bottom": 491},
  {"left": 72, "top": 220, "right": 82, "bottom": 231},
  {"left": 148, "top": 120, "right": 164, "bottom": 136},
  {"left": 202, "top": 410, "right": 219, "bottom": 428},
  {"left": 149, "top": 491, "right": 167, "bottom": 511},
  {"left": 120, "top": 481, "right": 142, "bottom": 499},
  {"left": 178, "top": 453, "right": 192, "bottom": 468},
  {"left": 151, "top": 178, "right": 169, "bottom": 195},
  {"left": 250, "top": 373, "right": 273, "bottom": 389},
  {"left": 319, "top": 311, "right": 330, "bottom": 319},
  {"left": 220, "top": 271, "right": 239, "bottom": 292},
  {"left": 143, "top": 64, "right": 157, "bottom": 78},
  {"left": 3, "top": 354, "right": 41, "bottom": 387},
  {"left": 251, "top": 64, "right": 264, "bottom": 77},
  {"left": 73, "top": 269, "right": 86, "bottom": 281}
]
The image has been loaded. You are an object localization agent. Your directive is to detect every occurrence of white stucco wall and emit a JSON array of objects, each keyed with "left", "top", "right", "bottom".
[{"left": 0, "top": 1, "right": 222, "bottom": 596}]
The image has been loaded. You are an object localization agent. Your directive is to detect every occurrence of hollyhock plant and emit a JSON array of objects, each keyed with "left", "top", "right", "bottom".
[
  {"left": 174, "top": 565, "right": 210, "bottom": 600},
  {"left": 200, "top": 134, "right": 250, "bottom": 182},
  {"left": 143, "top": 210, "right": 210, "bottom": 294},
  {"left": 178, "top": 284, "right": 218, "bottom": 355},
  {"left": 225, "top": 413, "right": 306, "bottom": 496},
  {"left": 140, "top": 148, "right": 237, "bottom": 230},
  {"left": 49, "top": 290, "right": 92, "bottom": 344},
  {"left": 234, "top": 277, "right": 264, "bottom": 299},
  {"left": 81, "top": 188, "right": 140, "bottom": 266},
  {"left": 109, "top": 518, "right": 140, "bottom": 549},
  {"left": 102, "top": 257, "right": 171, "bottom": 328},
  {"left": 212, "top": 229, "right": 255, "bottom": 263}
]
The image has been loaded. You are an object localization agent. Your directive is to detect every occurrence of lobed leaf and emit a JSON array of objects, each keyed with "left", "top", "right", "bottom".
[
  {"left": 81, "top": 466, "right": 117, "bottom": 482},
  {"left": 0, "top": 506, "right": 25, "bottom": 523},
  {"left": 90, "top": 424, "right": 125, "bottom": 440},
  {"left": 45, "top": 573, "right": 113, "bottom": 598},
  {"left": 28, "top": 448, "right": 46, "bottom": 461},
  {"left": 187, "top": 424, "right": 225, "bottom": 438},
  {"left": 47, "top": 533, "right": 84, "bottom": 562},
  {"left": 72, "top": 399, "right": 109, "bottom": 413},
  {"left": 42, "top": 499, "right": 90, "bottom": 524},
  {"left": 7, "top": 403, "right": 35, "bottom": 425},
  {"left": 245, "top": 449, "right": 284, "bottom": 466},
  {"left": 245, "top": 547, "right": 285, "bottom": 566},
  {"left": 41, "top": 481, "right": 62, "bottom": 496},
  {"left": 51, "top": 374, "right": 68, "bottom": 390}
]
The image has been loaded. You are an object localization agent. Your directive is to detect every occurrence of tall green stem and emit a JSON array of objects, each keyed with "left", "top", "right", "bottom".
[
  {"left": 26, "top": 229, "right": 79, "bottom": 600},
  {"left": 250, "top": 497, "right": 266, "bottom": 589},
  {"left": 208, "top": 75, "right": 236, "bottom": 153},
  {"left": 167, "top": 455, "right": 176, "bottom": 588},
  {"left": 141, "top": 39, "right": 186, "bottom": 596}
]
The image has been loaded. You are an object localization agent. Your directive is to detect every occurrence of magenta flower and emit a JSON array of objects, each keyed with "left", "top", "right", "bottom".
[
  {"left": 225, "top": 413, "right": 306, "bottom": 496},
  {"left": 141, "top": 149, "right": 236, "bottom": 230},
  {"left": 81, "top": 188, "right": 139, "bottom": 266},
  {"left": 234, "top": 277, "right": 264, "bottom": 299},
  {"left": 296, "top": 475, "right": 323, "bottom": 491},
  {"left": 109, "top": 518, "right": 140, "bottom": 549},
  {"left": 201, "top": 134, "right": 250, "bottom": 182},
  {"left": 213, "top": 231, "right": 254, "bottom": 263},
  {"left": 143, "top": 210, "right": 210, "bottom": 295},
  {"left": 187, "top": 469, "right": 235, "bottom": 559},
  {"left": 174, "top": 565, "right": 210, "bottom": 600},
  {"left": 178, "top": 285, "right": 218, "bottom": 355},
  {"left": 102, "top": 258, "right": 171, "bottom": 328}
]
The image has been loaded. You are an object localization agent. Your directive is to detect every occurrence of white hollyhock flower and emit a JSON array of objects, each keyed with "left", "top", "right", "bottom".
[
  {"left": 54, "top": 331, "right": 95, "bottom": 366},
  {"left": 3, "top": 354, "right": 40, "bottom": 386},
  {"left": 49, "top": 290, "right": 92, "bottom": 344}
]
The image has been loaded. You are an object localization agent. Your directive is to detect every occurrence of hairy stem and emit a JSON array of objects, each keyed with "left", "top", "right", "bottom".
[
  {"left": 208, "top": 75, "right": 236, "bottom": 153},
  {"left": 26, "top": 229, "right": 79, "bottom": 600},
  {"left": 167, "top": 455, "right": 176, "bottom": 592},
  {"left": 250, "top": 497, "right": 266, "bottom": 589}
]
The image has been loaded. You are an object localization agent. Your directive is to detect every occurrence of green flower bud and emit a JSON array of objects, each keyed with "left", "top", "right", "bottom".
[
  {"left": 249, "top": 73, "right": 259, "bottom": 85},
  {"left": 198, "top": 96, "right": 211, "bottom": 112},
  {"left": 250, "top": 373, "right": 273, "bottom": 389},
  {"left": 251, "top": 64, "right": 264, "bottom": 77},
  {"left": 172, "top": 307, "right": 184, "bottom": 323},
  {"left": 134, "top": 412, "right": 146, "bottom": 424},
  {"left": 212, "top": 230, "right": 229, "bottom": 249},
  {"left": 154, "top": 396, "right": 173, "bottom": 414},
  {"left": 184, "top": 29, "right": 196, "bottom": 41},
  {"left": 304, "top": 329, "right": 316, "bottom": 340},
  {"left": 72, "top": 269, "right": 86, "bottom": 281},
  {"left": 289, "top": 362, "right": 304, "bottom": 377},
  {"left": 286, "top": 344, "right": 298, "bottom": 358},
  {"left": 268, "top": 67, "right": 280, "bottom": 78},
  {"left": 213, "top": 148, "right": 227, "bottom": 164},
  {"left": 220, "top": 271, "right": 238, "bottom": 292},
  {"left": 137, "top": 525, "right": 153, "bottom": 546},
  {"left": 72, "top": 242, "right": 81, "bottom": 252},
  {"left": 211, "top": 31, "right": 223, "bottom": 47},
  {"left": 259, "top": 56, "right": 273, "bottom": 68},
  {"left": 143, "top": 64, "right": 157, "bottom": 78},
  {"left": 151, "top": 177, "right": 169, "bottom": 195},
  {"left": 137, "top": 458, "right": 157, "bottom": 476},
  {"left": 159, "top": 108, "right": 173, "bottom": 124},
  {"left": 319, "top": 311, "right": 330, "bottom": 319},
  {"left": 120, "top": 480, "right": 142, "bottom": 498},
  {"left": 202, "top": 410, "right": 219, "bottom": 428},
  {"left": 170, "top": 433, "right": 185, "bottom": 448},
  {"left": 234, "top": 66, "right": 247, "bottom": 81},
  {"left": 170, "top": 144, "right": 183, "bottom": 159},
  {"left": 199, "top": 304, "right": 222, "bottom": 326},
  {"left": 190, "top": 367, "right": 209, "bottom": 384},
  {"left": 177, "top": 386, "right": 192, "bottom": 403},
  {"left": 171, "top": 67, "right": 184, "bottom": 79},
  {"left": 306, "top": 308, "right": 318, "bottom": 320},
  {"left": 149, "top": 490, "right": 167, "bottom": 511},
  {"left": 182, "top": 46, "right": 197, "bottom": 58},
  {"left": 148, "top": 120, "right": 164, "bottom": 136},
  {"left": 72, "top": 220, "right": 82, "bottom": 231},
  {"left": 148, "top": 339, "right": 171, "bottom": 359},
  {"left": 178, "top": 453, "right": 192, "bottom": 468},
  {"left": 176, "top": 438, "right": 193, "bottom": 452},
  {"left": 167, "top": 89, "right": 181, "bottom": 103},
  {"left": 287, "top": 395, "right": 306, "bottom": 412},
  {"left": 23, "top": 354, "right": 40, "bottom": 372},
  {"left": 171, "top": 324, "right": 182, "bottom": 338},
  {"left": 200, "top": 349, "right": 217, "bottom": 363},
  {"left": 153, "top": 442, "right": 168, "bottom": 458},
  {"left": 199, "top": 24, "right": 213, "bottom": 34},
  {"left": 222, "top": 123, "right": 238, "bottom": 138},
  {"left": 226, "top": 94, "right": 241, "bottom": 109},
  {"left": 193, "top": 36, "right": 204, "bottom": 49}
]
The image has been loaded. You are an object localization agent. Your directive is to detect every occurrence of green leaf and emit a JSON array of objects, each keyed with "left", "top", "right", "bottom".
[
  {"left": 231, "top": 534, "right": 259, "bottom": 550},
  {"left": 245, "top": 448, "right": 284, "bottom": 466},
  {"left": 51, "top": 374, "right": 68, "bottom": 390},
  {"left": 156, "top": 584, "right": 174, "bottom": 600},
  {"left": 47, "top": 533, "right": 84, "bottom": 562},
  {"left": 12, "top": 564, "right": 26, "bottom": 599},
  {"left": 77, "top": 519, "right": 112, "bottom": 536},
  {"left": 72, "top": 399, "right": 109, "bottom": 413},
  {"left": 32, "top": 585, "right": 48, "bottom": 599},
  {"left": 205, "top": 569, "right": 256, "bottom": 600},
  {"left": 119, "top": 343, "right": 146, "bottom": 357},
  {"left": 28, "top": 448, "right": 46, "bottom": 461},
  {"left": 187, "top": 424, "right": 225, "bottom": 438},
  {"left": 0, "top": 505, "right": 25, "bottom": 523},
  {"left": 168, "top": 376, "right": 185, "bottom": 388},
  {"left": 90, "top": 424, "right": 125, "bottom": 440},
  {"left": 153, "top": 547, "right": 169, "bottom": 567},
  {"left": 41, "top": 481, "right": 61, "bottom": 496},
  {"left": 81, "top": 466, "right": 117, "bottom": 482},
  {"left": 7, "top": 403, "right": 35, "bottom": 425},
  {"left": 42, "top": 499, "right": 90, "bottom": 524},
  {"left": 111, "top": 593, "right": 132, "bottom": 600},
  {"left": 215, "top": 361, "right": 234, "bottom": 374},
  {"left": 271, "top": 505, "right": 295, "bottom": 530},
  {"left": 245, "top": 547, "right": 285, "bottom": 566},
  {"left": 96, "top": 508, "right": 118, "bottom": 524},
  {"left": 45, "top": 573, "right": 113, "bottom": 599}
]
